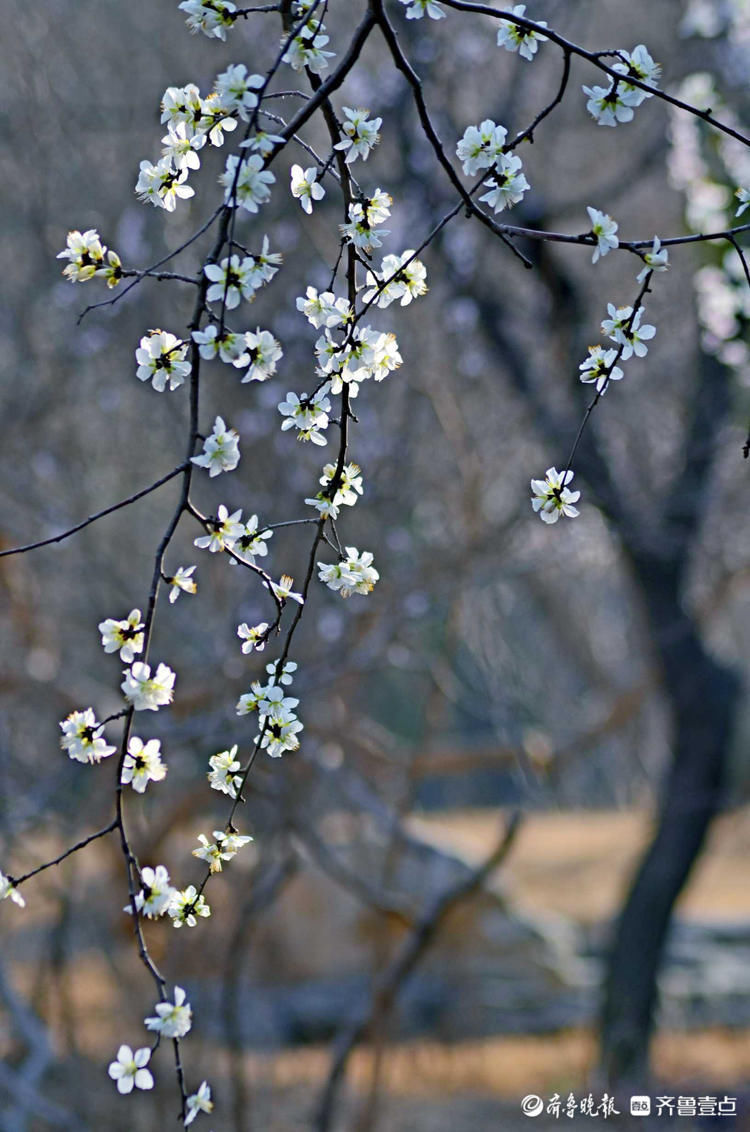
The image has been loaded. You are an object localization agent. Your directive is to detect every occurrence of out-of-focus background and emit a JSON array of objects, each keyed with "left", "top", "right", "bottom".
[{"left": 1, "top": 1, "right": 750, "bottom": 1128}]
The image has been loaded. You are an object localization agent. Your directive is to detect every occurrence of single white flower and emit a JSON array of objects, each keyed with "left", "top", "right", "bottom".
[
  {"left": 636, "top": 236, "right": 669, "bottom": 281},
  {"left": 334, "top": 107, "right": 382, "bottom": 163},
  {"left": 497, "top": 4, "right": 547, "bottom": 60},
  {"left": 144, "top": 986, "right": 192, "bottom": 1038},
  {"left": 130, "top": 865, "right": 177, "bottom": 919},
  {"left": 240, "top": 329, "right": 282, "bottom": 383},
  {"left": 582, "top": 84, "right": 635, "bottom": 127},
  {"left": 135, "top": 157, "right": 195, "bottom": 212},
  {"left": 0, "top": 871, "right": 25, "bottom": 908},
  {"left": 179, "top": 0, "right": 236, "bottom": 39},
  {"left": 121, "top": 661, "right": 175, "bottom": 711},
  {"left": 266, "top": 574, "right": 304, "bottom": 605},
  {"left": 478, "top": 153, "right": 530, "bottom": 213},
  {"left": 736, "top": 187, "right": 750, "bottom": 217},
  {"left": 587, "top": 206, "right": 619, "bottom": 263},
  {"left": 214, "top": 64, "right": 264, "bottom": 120},
  {"left": 601, "top": 303, "right": 656, "bottom": 359},
  {"left": 60, "top": 709, "right": 116, "bottom": 764},
  {"left": 136, "top": 330, "right": 191, "bottom": 392},
  {"left": 185, "top": 1081, "right": 213, "bottom": 1125},
  {"left": 204, "top": 255, "right": 258, "bottom": 309},
  {"left": 194, "top": 505, "right": 243, "bottom": 553},
  {"left": 232, "top": 514, "right": 272, "bottom": 563},
  {"left": 290, "top": 164, "right": 325, "bottom": 214},
  {"left": 237, "top": 621, "right": 270, "bottom": 654},
  {"left": 108, "top": 1046, "right": 154, "bottom": 1095},
  {"left": 167, "top": 565, "right": 197, "bottom": 603},
  {"left": 191, "top": 416, "right": 240, "bottom": 478},
  {"left": 98, "top": 608, "right": 145, "bottom": 663},
  {"left": 122, "top": 737, "right": 167, "bottom": 793},
  {"left": 220, "top": 153, "right": 275, "bottom": 213},
  {"left": 398, "top": 0, "right": 445, "bottom": 18}
]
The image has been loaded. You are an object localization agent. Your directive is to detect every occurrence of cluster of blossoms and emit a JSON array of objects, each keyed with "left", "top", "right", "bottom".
[
  {"left": 457, "top": 119, "right": 529, "bottom": 213},
  {"left": 136, "top": 330, "right": 191, "bottom": 392},
  {"left": 57, "top": 229, "right": 122, "bottom": 288},
  {"left": 136, "top": 66, "right": 269, "bottom": 212},
  {"left": 583, "top": 44, "right": 661, "bottom": 127},
  {"left": 531, "top": 239, "right": 665, "bottom": 523},
  {"left": 335, "top": 107, "right": 382, "bottom": 163},
  {"left": 318, "top": 547, "right": 380, "bottom": 597},
  {"left": 236, "top": 661, "right": 304, "bottom": 758}
]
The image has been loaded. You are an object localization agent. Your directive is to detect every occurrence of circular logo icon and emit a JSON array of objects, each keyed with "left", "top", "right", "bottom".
[{"left": 521, "top": 1095, "right": 545, "bottom": 1117}]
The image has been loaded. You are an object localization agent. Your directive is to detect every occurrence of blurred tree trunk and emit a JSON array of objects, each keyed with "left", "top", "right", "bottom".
[{"left": 600, "top": 353, "right": 742, "bottom": 1084}]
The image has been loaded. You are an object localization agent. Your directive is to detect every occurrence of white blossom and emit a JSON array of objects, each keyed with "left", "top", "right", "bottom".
[
  {"left": 161, "top": 122, "right": 206, "bottom": 172},
  {"left": 612, "top": 44, "right": 661, "bottom": 106},
  {"left": 204, "top": 255, "right": 260, "bottom": 309},
  {"left": 214, "top": 64, "right": 264, "bottom": 120},
  {"left": 193, "top": 830, "right": 253, "bottom": 873},
  {"left": 220, "top": 153, "right": 274, "bottom": 213},
  {"left": 121, "top": 737, "right": 167, "bottom": 793},
  {"left": 194, "top": 504, "right": 243, "bottom": 553},
  {"left": 362, "top": 251, "right": 428, "bottom": 308},
  {"left": 56, "top": 229, "right": 107, "bottom": 282},
  {"left": 296, "top": 287, "right": 351, "bottom": 329},
  {"left": 636, "top": 236, "right": 669, "bottom": 281},
  {"left": 179, "top": 0, "right": 236, "bottom": 39},
  {"left": 582, "top": 84, "right": 635, "bottom": 127},
  {"left": 135, "top": 157, "right": 195, "bottom": 211},
  {"left": 232, "top": 514, "right": 272, "bottom": 562},
  {"left": 136, "top": 330, "right": 191, "bottom": 392},
  {"left": 736, "top": 187, "right": 750, "bottom": 217},
  {"left": 98, "top": 608, "right": 144, "bottom": 663},
  {"left": 398, "top": 0, "right": 445, "bottom": 18},
  {"left": 456, "top": 120, "right": 508, "bottom": 176},
  {"left": 240, "top": 329, "right": 282, "bottom": 382},
  {"left": 278, "top": 387, "right": 332, "bottom": 445},
  {"left": 282, "top": 24, "right": 335, "bottom": 74},
  {"left": 108, "top": 1046, "right": 154, "bottom": 1095},
  {"left": 334, "top": 107, "right": 382, "bottom": 163},
  {"left": 318, "top": 547, "right": 379, "bottom": 597},
  {"left": 587, "top": 206, "right": 619, "bottom": 263},
  {"left": 266, "top": 574, "right": 304, "bottom": 605},
  {"left": 601, "top": 303, "right": 656, "bottom": 359},
  {"left": 237, "top": 622, "right": 270, "bottom": 653},
  {"left": 497, "top": 4, "right": 547, "bottom": 60},
  {"left": 290, "top": 164, "right": 325, "bottom": 214},
  {"left": 122, "top": 662, "right": 175, "bottom": 711},
  {"left": 169, "top": 885, "right": 211, "bottom": 928},
  {"left": 185, "top": 1081, "right": 213, "bottom": 1126},
  {"left": 191, "top": 416, "right": 240, "bottom": 478},
  {"left": 578, "top": 345, "right": 624, "bottom": 393},
  {"left": 130, "top": 865, "right": 177, "bottom": 919},
  {"left": 60, "top": 709, "right": 116, "bottom": 764},
  {"left": 167, "top": 565, "right": 198, "bottom": 603},
  {"left": 208, "top": 746, "right": 243, "bottom": 798},
  {"left": 0, "top": 871, "right": 25, "bottom": 908},
  {"left": 478, "top": 153, "right": 530, "bottom": 213},
  {"left": 144, "top": 986, "right": 192, "bottom": 1038},
  {"left": 530, "top": 467, "right": 581, "bottom": 523}
]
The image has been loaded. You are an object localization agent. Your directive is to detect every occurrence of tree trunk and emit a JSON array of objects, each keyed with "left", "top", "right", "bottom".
[{"left": 600, "top": 553, "right": 740, "bottom": 1085}]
